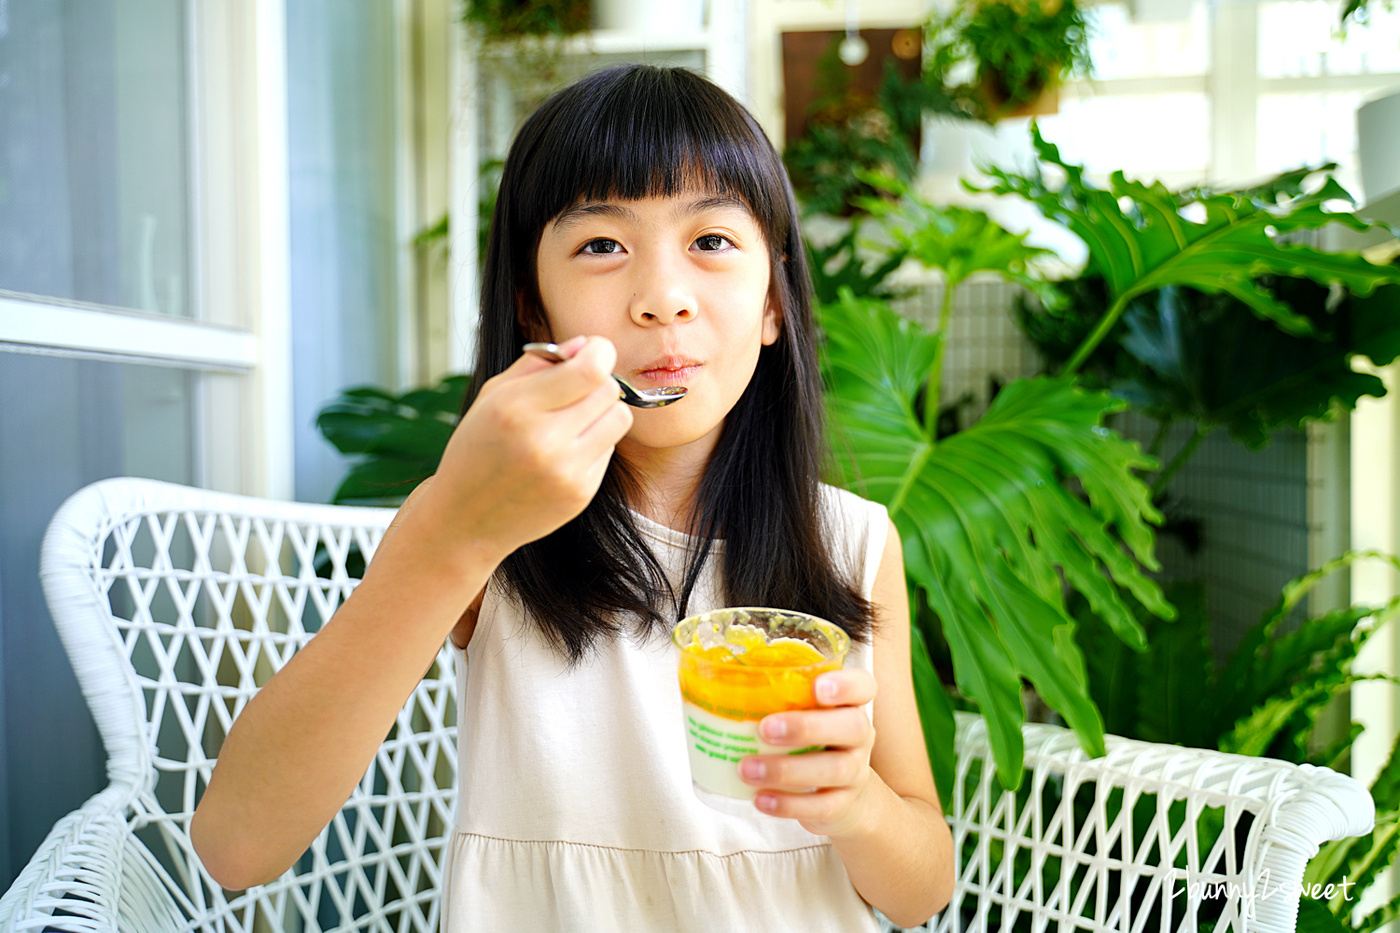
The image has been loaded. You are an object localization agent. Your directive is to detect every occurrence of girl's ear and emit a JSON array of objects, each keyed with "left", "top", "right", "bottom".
[{"left": 761, "top": 291, "right": 783, "bottom": 346}]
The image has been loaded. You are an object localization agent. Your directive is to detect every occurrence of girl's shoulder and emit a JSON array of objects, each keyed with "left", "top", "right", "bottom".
[
  {"left": 817, "top": 484, "right": 891, "bottom": 597},
  {"left": 817, "top": 483, "right": 890, "bottom": 535}
]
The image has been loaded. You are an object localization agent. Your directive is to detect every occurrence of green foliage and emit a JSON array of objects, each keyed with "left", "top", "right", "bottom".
[
  {"left": 977, "top": 127, "right": 1400, "bottom": 374},
  {"left": 315, "top": 374, "right": 470, "bottom": 505},
  {"left": 857, "top": 172, "right": 1057, "bottom": 301},
  {"left": 1306, "top": 734, "right": 1400, "bottom": 931},
  {"left": 1074, "top": 552, "right": 1400, "bottom": 930},
  {"left": 414, "top": 212, "right": 449, "bottom": 256},
  {"left": 821, "top": 287, "right": 1172, "bottom": 790},
  {"left": 852, "top": 173, "right": 1064, "bottom": 440},
  {"left": 1077, "top": 551, "right": 1400, "bottom": 764},
  {"left": 1020, "top": 272, "right": 1400, "bottom": 449},
  {"left": 925, "top": 0, "right": 1092, "bottom": 121},
  {"left": 804, "top": 220, "right": 909, "bottom": 308},
  {"left": 460, "top": 0, "right": 588, "bottom": 37},
  {"left": 959, "top": 0, "right": 1090, "bottom": 107},
  {"left": 783, "top": 57, "right": 926, "bottom": 217},
  {"left": 1175, "top": 162, "right": 1341, "bottom": 208},
  {"left": 911, "top": 624, "right": 957, "bottom": 810}
]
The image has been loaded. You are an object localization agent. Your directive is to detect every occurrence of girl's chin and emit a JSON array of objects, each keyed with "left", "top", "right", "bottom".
[{"left": 621, "top": 412, "right": 725, "bottom": 454}]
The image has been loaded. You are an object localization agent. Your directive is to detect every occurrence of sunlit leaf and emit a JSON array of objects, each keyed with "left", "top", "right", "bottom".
[
  {"left": 858, "top": 181, "right": 1057, "bottom": 302},
  {"left": 976, "top": 126, "right": 1400, "bottom": 370},
  {"left": 821, "top": 289, "right": 1170, "bottom": 786},
  {"left": 1296, "top": 898, "right": 1353, "bottom": 933}
]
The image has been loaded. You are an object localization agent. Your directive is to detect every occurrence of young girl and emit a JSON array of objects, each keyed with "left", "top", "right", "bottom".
[{"left": 192, "top": 64, "right": 953, "bottom": 930}]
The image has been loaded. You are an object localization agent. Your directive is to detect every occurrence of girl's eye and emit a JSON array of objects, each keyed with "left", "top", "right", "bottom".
[
  {"left": 580, "top": 238, "right": 623, "bottom": 255},
  {"left": 694, "top": 234, "right": 733, "bottom": 252}
]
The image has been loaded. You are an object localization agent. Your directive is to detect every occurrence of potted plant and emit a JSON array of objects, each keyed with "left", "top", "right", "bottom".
[
  {"left": 460, "top": 0, "right": 589, "bottom": 39},
  {"left": 925, "top": 0, "right": 1093, "bottom": 122},
  {"left": 782, "top": 47, "right": 927, "bottom": 217},
  {"left": 460, "top": 0, "right": 591, "bottom": 105},
  {"left": 992, "top": 143, "right": 1400, "bottom": 496}
]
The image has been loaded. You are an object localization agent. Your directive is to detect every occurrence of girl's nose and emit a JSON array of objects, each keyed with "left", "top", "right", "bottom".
[{"left": 628, "top": 262, "right": 698, "bottom": 327}]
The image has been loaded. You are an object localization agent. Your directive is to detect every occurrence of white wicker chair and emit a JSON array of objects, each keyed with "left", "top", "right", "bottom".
[{"left": 0, "top": 478, "right": 1376, "bottom": 933}]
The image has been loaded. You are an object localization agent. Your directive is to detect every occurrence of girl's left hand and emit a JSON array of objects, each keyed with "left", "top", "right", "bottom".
[{"left": 740, "top": 669, "right": 877, "bottom": 838}]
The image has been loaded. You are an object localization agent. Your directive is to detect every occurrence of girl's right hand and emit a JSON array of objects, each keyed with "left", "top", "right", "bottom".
[{"left": 419, "top": 335, "right": 633, "bottom": 561}]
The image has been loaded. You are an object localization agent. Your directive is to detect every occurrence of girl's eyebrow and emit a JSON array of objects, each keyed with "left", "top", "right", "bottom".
[
  {"left": 676, "top": 195, "right": 752, "bottom": 220},
  {"left": 550, "top": 202, "right": 634, "bottom": 234},
  {"left": 548, "top": 195, "right": 753, "bottom": 235}
]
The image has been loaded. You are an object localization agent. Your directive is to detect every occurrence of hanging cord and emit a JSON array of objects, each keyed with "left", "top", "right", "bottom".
[{"left": 839, "top": 0, "right": 868, "bottom": 64}]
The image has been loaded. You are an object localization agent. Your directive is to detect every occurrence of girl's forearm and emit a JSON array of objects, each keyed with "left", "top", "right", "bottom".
[
  {"left": 830, "top": 778, "right": 955, "bottom": 929},
  {"left": 191, "top": 499, "right": 500, "bottom": 890}
]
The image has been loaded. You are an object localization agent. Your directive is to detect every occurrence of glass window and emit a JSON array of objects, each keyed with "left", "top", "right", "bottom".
[
  {"left": 1085, "top": 1, "right": 1210, "bottom": 80},
  {"left": 1257, "top": 90, "right": 1370, "bottom": 190},
  {"left": 1041, "top": 93, "right": 1211, "bottom": 184},
  {"left": 1258, "top": 0, "right": 1400, "bottom": 78},
  {"left": 0, "top": 349, "right": 243, "bottom": 888},
  {"left": 1029, "top": 2, "right": 1211, "bottom": 190},
  {"left": 0, "top": 0, "right": 193, "bottom": 317},
  {"left": 287, "top": 0, "right": 405, "bottom": 504}
]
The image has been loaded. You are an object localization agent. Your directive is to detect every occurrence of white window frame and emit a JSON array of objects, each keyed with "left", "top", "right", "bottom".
[
  {"left": 1057, "top": 0, "right": 1400, "bottom": 189},
  {"left": 0, "top": 0, "right": 294, "bottom": 500}
]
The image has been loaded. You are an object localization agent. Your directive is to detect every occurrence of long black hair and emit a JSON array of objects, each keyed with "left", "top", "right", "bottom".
[{"left": 464, "top": 64, "right": 872, "bottom": 662}]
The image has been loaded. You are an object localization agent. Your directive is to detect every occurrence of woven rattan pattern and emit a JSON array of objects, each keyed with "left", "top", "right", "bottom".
[{"left": 0, "top": 478, "right": 1375, "bottom": 932}]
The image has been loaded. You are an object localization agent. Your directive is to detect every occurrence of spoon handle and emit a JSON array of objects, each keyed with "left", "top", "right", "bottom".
[
  {"left": 520, "top": 343, "right": 686, "bottom": 409},
  {"left": 522, "top": 341, "right": 568, "bottom": 363}
]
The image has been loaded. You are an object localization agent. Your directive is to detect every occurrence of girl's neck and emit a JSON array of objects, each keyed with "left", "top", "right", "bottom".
[{"left": 617, "top": 437, "right": 712, "bottom": 535}]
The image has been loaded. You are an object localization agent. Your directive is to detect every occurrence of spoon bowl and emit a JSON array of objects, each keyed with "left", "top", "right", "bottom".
[{"left": 523, "top": 342, "right": 687, "bottom": 409}]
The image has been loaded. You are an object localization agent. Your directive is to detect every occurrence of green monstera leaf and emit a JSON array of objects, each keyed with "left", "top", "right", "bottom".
[
  {"left": 821, "top": 288, "right": 1172, "bottom": 788},
  {"left": 977, "top": 125, "right": 1400, "bottom": 373},
  {"left": 1021, "top": 273, "right": 1400, "bottom": 450},
  {"left": 316, "top": 374, "right": 470, "bottom": 505}
]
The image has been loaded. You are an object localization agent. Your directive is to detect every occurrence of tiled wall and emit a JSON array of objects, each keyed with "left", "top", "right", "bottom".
[
  {"left": 1141, "top": 418, "right": 1313, "bottom": 653},
  {"left": 892, "top": 273, "right": 1324, "bottom": 654},
  {"left": 893, "top": 274, "right": 1046, "bottom": 427}
]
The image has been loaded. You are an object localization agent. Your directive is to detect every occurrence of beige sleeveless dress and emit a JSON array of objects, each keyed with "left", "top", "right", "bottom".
[{"left": 440, "top": 485, "right": 888, "bottom": 931}]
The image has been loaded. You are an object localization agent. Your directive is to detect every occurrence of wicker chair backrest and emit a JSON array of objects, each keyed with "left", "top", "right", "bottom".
[{"left": 40, "top": 478, "right": 451, "bottom": 933}]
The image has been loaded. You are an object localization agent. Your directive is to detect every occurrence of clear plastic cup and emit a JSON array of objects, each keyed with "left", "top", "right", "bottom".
[{"left": 671, "top": 607, "right": 849, "bottom": 815}]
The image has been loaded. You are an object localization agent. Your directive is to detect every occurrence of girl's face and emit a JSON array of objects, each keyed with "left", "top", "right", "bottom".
[{"left": 532, "top": 190, "right": 781, "bottom": 459}]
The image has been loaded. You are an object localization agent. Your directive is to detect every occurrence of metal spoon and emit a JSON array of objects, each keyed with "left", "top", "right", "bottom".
[{"left": 523, "top": 343, "right": 688, "bottom": 408}]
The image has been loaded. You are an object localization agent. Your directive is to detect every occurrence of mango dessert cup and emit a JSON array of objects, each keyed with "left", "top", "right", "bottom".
[{"left": 671, "top": 607, "right": 849, "bottom": 814}]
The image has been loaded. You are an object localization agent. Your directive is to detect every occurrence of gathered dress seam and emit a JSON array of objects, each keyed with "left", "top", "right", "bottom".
[{"left": 451, "top": 830, "right": 833, "bottom": 860}]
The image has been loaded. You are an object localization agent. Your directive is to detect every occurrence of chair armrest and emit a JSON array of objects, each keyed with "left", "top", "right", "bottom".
[
  {"left": 0, "top": 788, "right": 186, "bottom": 933},
  {"left": 939, "top": 714, "right": 1376, "bottom": 933}
]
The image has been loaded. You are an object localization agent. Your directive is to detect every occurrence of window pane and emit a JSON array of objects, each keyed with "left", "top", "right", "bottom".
[
  {"left": 0, "top": 0, "right": 192, "bottom": 316},
  {"left": 478, "top": 49, "right": 706, "bottom": 160},
  {"left": 1259, "top": 0, "right": 1400, "bottom": 77},
  {"left": 1084, "top": 1, "right": 1210, "bottom": 80},
  {"left": 1040, "top": 92, "right": 1211, "bottom": 185},
  {"left": 1257, "top": 91, "right": 1367, "bottom": 193},
  {"left": 0, "top": 349, "right": 243, "bottom": 888},
  {"left": 287, "top": 0, "right": 404, "bottom": 504}
]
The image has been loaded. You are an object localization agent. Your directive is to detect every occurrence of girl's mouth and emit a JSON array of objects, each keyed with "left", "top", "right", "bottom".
[{"left": 636, "top": 357, "right": 702, "bottom": 386}]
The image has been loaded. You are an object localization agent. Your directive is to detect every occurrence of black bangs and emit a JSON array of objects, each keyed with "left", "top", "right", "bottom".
[{"left": 504, "top": 65, "right": 790, "bottom": 269}]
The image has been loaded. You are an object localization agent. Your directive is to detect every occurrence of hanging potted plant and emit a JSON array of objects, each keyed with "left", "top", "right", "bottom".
[
  {"left": 926, "top": 0, "right": 1092, "bottom": 122},
  {"left": 460, "top": 0, "right": 593, "bottom": 125},
  {"left": 461, "top": 0, "right": 590, "bottom": 39},
  {"left": 460, "top": 0, "right": 592, "bottom": 87}
]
